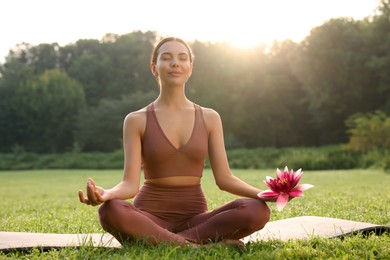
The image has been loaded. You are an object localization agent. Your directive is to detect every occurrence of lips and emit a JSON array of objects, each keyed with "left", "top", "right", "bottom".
[{"left": 168, "top": 71, "right": 182, "bottom": 76}]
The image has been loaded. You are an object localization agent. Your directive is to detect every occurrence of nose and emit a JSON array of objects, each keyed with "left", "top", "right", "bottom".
[{"left": 171, "top": 58, "right": 179, "bottom": 67}]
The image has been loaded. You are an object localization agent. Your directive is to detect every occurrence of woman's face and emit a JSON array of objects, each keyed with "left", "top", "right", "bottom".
[{"left": 151, "top": 41, "right": 193, "bottom": 87}]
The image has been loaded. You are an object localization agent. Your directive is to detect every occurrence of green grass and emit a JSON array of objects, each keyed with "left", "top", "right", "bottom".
[{"left": 0, "top": 169, "right": 389, "bottom": 259}]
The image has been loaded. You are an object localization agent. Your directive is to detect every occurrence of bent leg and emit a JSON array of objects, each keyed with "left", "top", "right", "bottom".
[
  {"left": 176, "top": 198, "right": 270, "bottom": 244},
  {"left": 98, "top": 199, "right": 188, "bottom": 245}
]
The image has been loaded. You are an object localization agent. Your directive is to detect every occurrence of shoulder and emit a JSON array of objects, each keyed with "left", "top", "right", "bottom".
[
  {"left": 199, "top": 106, "right": 221, "bottom": 120},
  {"left": 197, "top": 105, "right": 222, "bottom": 132},
  {"left": 123, "top": 106, "right": 148, "bottom": 133}
]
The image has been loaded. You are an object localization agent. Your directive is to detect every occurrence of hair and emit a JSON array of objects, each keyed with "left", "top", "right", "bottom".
[{"left": 151, "top": 37, "right": 193, "bottom": 64}]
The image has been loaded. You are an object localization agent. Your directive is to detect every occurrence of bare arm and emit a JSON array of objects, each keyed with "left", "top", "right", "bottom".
[
  {"left": 79, "top": 110, "right": 144, "bottom": 206},
  {"left": 204, "top": 108, "right": 263, "bottom": 199}
]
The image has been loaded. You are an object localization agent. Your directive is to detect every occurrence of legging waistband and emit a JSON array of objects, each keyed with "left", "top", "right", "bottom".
[{"left": 134, "top": 183, "right": 208, "bottom": 224}]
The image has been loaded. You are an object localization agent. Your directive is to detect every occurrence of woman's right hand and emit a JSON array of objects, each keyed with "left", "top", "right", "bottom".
[{"left": 78, "top": 178, "right": 110, "bottom": 206}]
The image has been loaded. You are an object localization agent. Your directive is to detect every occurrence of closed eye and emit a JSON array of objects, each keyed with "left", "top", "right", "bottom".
[{"left": 160, "top": 53, "right": 172, "bottom": 60}]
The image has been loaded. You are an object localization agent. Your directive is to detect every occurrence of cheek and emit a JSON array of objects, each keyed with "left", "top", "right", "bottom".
[
  {"left": 154, "top": 64, "right": 165, "bottom": 74},
  {"left": 184, "top": 63, "right": 193, "bottom": 72}
]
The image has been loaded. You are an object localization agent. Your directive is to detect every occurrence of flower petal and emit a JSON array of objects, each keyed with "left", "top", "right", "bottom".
[
  {"left": 264, "top": 178, "right": 279, "bottom": 192},
  {"left": 295, "top": 183, "right": 314, "bottom": 191},
  {"left": 257, "top": 190, "right": 279, "bottom": 198},
  {"left": 276, "top": 193, "right": 290, "bottom": 211},
  {"left": 292, "top": 168, "right": 303, "bottom": 185},
  {"left": 289, "top": 189, "right": 304, "bottom": 197},
  {"left": 288, "top": 170, "right": 294, "bottom": 183},
  {"left": 294, "top": 168, "right": 302, "bottom": 177},
  {"left": 276, "top": 168, "right": 283, "bottom": 179}
]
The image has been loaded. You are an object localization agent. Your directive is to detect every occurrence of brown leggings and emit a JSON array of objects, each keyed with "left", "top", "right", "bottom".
[{"left": 98, "top": 184, "right": 270, "bottom": 245}]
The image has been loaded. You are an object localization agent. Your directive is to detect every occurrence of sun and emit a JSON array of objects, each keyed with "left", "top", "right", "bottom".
[
  {"left": 0, "top": 0, "right": 378, "bottom": 62},
  {"left": 219, "top": 31, "right": 267, "bottom": 49},
  {"left": 164, "top": 0, "right": 377, "bottom": 50},
  {"left": 167, "top": 1, "right": 314, "bottom": 49}
]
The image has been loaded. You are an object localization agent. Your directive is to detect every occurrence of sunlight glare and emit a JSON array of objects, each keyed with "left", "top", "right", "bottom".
[{"left": 0, "top": 0, "right": 379, "bottom": 61}]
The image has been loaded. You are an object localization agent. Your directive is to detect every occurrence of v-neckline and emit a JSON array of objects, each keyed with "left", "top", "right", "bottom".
[{"left": 151, "top": 103, "right": 196, "bottom": 151}]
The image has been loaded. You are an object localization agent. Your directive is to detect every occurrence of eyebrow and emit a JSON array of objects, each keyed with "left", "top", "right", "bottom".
[{"left": 160, "top": 52, "right": 189, "bottom": 57}]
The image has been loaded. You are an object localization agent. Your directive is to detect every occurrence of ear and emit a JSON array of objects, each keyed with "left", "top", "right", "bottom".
[{"left": 150, "top": 63, "right": 158, "bottom": 78}]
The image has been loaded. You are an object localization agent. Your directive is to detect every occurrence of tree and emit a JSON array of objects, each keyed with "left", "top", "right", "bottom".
[
  {"left": 62, "top": 31, "right": 157, "bottom": 106},
  {"left": 103, "top": 31, "right": 157, "bottom": 97},
  {"left": 344, "top": 111, "right": 390, "bottom": 152},
  {"left": 2, "top": 19, "right": 390, "bottom": 152},
  {"left": 74, "top": 90, "right": 157, "bottom": 152},
  {"left": 293, "top": 18, "right": 379, "bottom": 144},
  {"left": 367, "top": 0, "right": 390, "bottom": 113},
  {"left": 10, "top": 69, "right": 86, "bottom": 152},
  {"left": 0, "top": 46, "right": 35, "bottom": 152},
  {"left": 63, "top": 39, "right": 110, "bottom": 106}
]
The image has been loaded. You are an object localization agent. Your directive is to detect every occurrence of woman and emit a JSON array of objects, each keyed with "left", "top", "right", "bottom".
[{"left": 79, "top": 37, "right": 271, "bottom": 246}]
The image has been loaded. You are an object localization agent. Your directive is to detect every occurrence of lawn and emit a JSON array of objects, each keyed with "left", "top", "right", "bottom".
[{"left": 0, "top": 169, "right": 389, "bottom": 259}]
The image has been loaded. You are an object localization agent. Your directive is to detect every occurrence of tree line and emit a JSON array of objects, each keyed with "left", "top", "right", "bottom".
[{"left": 0, "top": 1, "right": 389, "bottom": 153}]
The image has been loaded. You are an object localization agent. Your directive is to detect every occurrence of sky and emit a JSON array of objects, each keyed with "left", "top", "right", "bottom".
[{"left": 0, "top": 0, "right": 380, "bottom": 63}]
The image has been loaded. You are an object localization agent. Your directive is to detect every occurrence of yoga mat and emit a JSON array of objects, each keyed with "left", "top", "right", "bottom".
[
  {"left": 1, "top": 216, "right": 388, "bottom": 251},
  {"left": 0, "top": 233, "right": 121, "bottom": 252},
  {"left": 243, "top": 216, "right": 389, "bottom": 243}
]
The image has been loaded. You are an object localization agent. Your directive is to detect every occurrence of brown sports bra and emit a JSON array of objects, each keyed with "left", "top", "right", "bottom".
[{"left": 141, "top": 103, "right": 208, "bottom": 179}]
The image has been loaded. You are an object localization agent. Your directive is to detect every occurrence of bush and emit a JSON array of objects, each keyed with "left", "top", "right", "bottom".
[
  {"left": 344, "top": 111, "right": 390, "bottom": 152},
  {"left": 0, "top": 150, "right": 123, "bottom": 170},
  {"left": 225, "top": 145, "right": 363, "bottom": 170},
  {"left": 360, "top": 149, "right": 390, "bottom": 170},
  {"left": 2, "top": 145, "right": 389, "bottom": 171}
]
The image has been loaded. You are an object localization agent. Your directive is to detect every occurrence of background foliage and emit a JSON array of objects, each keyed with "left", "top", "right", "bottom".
[
  {"left": 1, "top": 145, "right": 389, "bottom": 172},
  {"left": 1, "top": 1, "right": 390, "bottom": 154}
]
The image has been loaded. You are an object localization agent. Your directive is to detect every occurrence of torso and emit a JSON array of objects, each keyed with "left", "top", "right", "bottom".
[
  {"left": 140, "top": 102, "right": 209, "bottom": 186},
  {"left": 152, "top": 104, "right": 196, "bottom": 150}
]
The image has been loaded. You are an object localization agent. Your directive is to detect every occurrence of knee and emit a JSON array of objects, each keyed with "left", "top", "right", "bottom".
[
  {"left": 98, "top": 199, "right": 123, "bottom": 227},
  {"left": 258, "top": 201, "right": 271, "bottom": 226},
  {"left": 242, "top": 199, "right": 271, "bottom": 231}
]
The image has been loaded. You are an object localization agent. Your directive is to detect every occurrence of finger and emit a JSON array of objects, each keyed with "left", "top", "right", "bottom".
[
  {"left": 86, "top": 180, "right": 100, "bottom": 205},
  {"left": 86, "top": 178, "right": 104, "bottom": 206},
  {"left": 86, "top": 182, "right": 96, "bottom": 200},
  {"left": 88, "top": 178, "right": 97, "bottom": 188},
  {"left": 79, "top": 190, "right": 92, "bottom": 205},
  {"left": 90, "top": 179, "right": 105, "bottom": 204},
  {"left": 78, "top": 190, "right": 84, "bottom": 202},
  {"left": 78, "top": 190, "right": 88, "bottom": 204},
  {"left": 94, "top": 190, "right": 104, "bottom": 203}
]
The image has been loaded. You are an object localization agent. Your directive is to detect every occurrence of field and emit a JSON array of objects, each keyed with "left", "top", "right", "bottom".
[{"left": 0, "top": 169, "right": 389, "bottom": 259}]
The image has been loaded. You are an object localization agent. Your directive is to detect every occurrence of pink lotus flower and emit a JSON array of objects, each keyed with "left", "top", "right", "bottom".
[{"left": 257, "top": 166, "right": 314, "bottom": 211}]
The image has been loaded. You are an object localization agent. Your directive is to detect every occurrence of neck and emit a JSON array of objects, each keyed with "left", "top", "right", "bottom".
[{"left": 155, "top": 84, "right": 192, "bottom": 109}]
